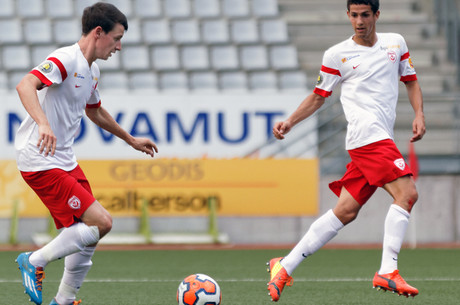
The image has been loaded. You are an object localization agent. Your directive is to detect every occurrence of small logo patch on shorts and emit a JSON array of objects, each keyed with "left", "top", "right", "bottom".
[
  {"left": 393, "top": 158, "right": 405, "bottom": 170},
  {"left": 68, "top": 195, "right": 81, "bottom": 209}
]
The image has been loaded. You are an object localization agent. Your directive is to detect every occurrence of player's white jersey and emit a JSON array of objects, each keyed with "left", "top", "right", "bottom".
[
  {"left": 314, "top": 33, "right": 417, "bottom": 150},
  {"left": 15, "top": 43, "right": 101, "bottom": 172}
]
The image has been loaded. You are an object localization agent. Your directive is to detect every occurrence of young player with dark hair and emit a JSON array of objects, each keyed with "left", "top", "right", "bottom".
[
  {"left": 15, "top": 3, "right": 157, "bottom": 305},
  {"left": 267, "top": 0, "right": 425, "bottom": 301}
]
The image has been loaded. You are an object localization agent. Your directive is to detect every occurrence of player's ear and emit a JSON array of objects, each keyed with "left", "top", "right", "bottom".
[{"left": 94, "top": 26, "right": 103, "bottom": 39}]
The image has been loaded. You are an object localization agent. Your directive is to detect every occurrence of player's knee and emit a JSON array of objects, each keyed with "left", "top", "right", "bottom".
[
  {"left": 404, "top": 187, "right": 418, "bottom": 212},
  {"left": 98, "top": 214, "right": 112, "bottom": 237}
]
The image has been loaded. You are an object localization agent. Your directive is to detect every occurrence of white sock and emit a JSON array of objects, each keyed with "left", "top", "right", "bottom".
[
  {"left": 29, "top": 223, "right": 99, "bottom": 268},
  {"left": 55, "top": 246, "right": 96, "bottom": 305},
  {"left": 281, "top": 209, "right": 344, "bottom": 275},
  {"left": 378, "top": 204, "right": 410, "bottom": 274}
]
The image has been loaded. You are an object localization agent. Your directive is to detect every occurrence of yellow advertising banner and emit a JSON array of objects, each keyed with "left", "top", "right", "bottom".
[{"left": 0, "top": 159, "right": 319, "bottom": 217}]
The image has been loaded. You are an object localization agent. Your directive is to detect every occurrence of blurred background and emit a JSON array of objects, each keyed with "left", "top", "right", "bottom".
[{"left": 0, "top": 0, "right": 459, "bottom": 247}]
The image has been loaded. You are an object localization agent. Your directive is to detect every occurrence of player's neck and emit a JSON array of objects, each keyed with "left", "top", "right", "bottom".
[
  {"left": 77, "top": 37, "right": 96, "bottom": 67},
  {"left": 352, "top": 32, "right": 378, "bottom": 47}
]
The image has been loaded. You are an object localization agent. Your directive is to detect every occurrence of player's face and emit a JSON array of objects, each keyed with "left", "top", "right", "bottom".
[
  {"left": 347, "top": 4, "right": 379, "bottom": 44},
  {"left": 96, "top": 23, "right": 125, "bottom": 60}
]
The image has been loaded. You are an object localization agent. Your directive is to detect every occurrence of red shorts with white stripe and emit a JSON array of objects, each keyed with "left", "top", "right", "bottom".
[
  {"left": 21, "top": 165, "right": 96, "bottom": 229},
  {"left": 329, "top": 139, "right": 413, "bottom": 205}
]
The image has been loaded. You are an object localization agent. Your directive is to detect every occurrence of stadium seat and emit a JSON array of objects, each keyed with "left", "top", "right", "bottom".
[
  {"left": 97, "top": 51, "right": 121, "bottom": 71},
  {"left": 0, "top": 0, "right": 14, "bottom": 17},
  {"left": 151, "top": 46, "right": 180, "bottom": 70},
  {"left": 129, "top": 71, "right": 158, "bottom": 90},
  {"left": 0, "top": 71, "right": 8, "bottom": 91},
  {"left": 181, "top": 46, "right": 210, "bottom": 70},
  {"left": 106, "top": 0, "right": 133, "bottom": 18},
  {"left": 231, "top": 19, "right": 259, "bottom": 44},
  {"left": 75, "top": 0, "right": 99, "bottom": 16},
  {"left": 46, "top": 0, "right": 73, "bottom": 18},
  {"left": 121, "top": 18, "right": 142, "bottom": 44},
  {"left": 24, "top": 19, "right": 53, "bottom": 44},
  {"left": 160, "top": 71, "right": 189, "bottom": 91},
  {"left": 2, "top": 46, "right": 31, "bottom": 70},
  {"left": 9, "top": 71, "right": 30, "bottom": 90},
  {"left": 190, "top": 71, "right": 218, "bottom": 91},
  {"left": 210, "top": 45, "right": 239, "bottom": 70},
  {"left": 270, "top": 45, "right": 300, "bottom": 70},
  {"left": 222, "top": 0, "right": 250, "bottom": 17},
  {"left": 193, "top": 0, "right": 220, "bottom": 18},
  {"left": 142, "top": 19, "right": 171, "bottom": 44},
  {"left": 164, "top": 0, "right": 191, "bottom": 18},
  {"left": 134, "top": 0, "right": 162, "bottom": 18},
  {"left": 98, "top": 71, "right": 128, "bottom": 90},
  {"left": 31, "top": 45, "right": 57, "bottom": 66},
  {"left": 249, "top": 71, "right": 278, "bottom": 90},
  {"left": 279, "top": 71, "right": 308, "bottom": 91},
  {"left": 0, "top": 19, "right": 23, "bottom": 44},
  {"left": 121, "top": 45, "right": 150, "bottom": 71},
  {"left": 240, "top": 45, "right": 269, "bottom": 70},
  {"left": 53, "top": 19, "right": 81, "bottom": 44},
  {"left": 252, "top": 0, "right": 279, "bottom": 17},
  {"left": 219, "top": 71, "right": 248, "bottom": 91},
  {"left": 260, "top": 19, "right": 289, "bottom": 44},
  {"left": 202, "top": 19, "right": 230, "bottom": 44},
  {"left": 16, "top": 0, "right": 44, "bottom": 17},
  {"left": 172, "top": 19, "right": 200, "bottom": 44}
]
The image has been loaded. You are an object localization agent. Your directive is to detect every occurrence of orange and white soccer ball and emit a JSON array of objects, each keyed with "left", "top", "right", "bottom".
[{"left": 177, "top": 273, "right": 221, "bottom": 305}]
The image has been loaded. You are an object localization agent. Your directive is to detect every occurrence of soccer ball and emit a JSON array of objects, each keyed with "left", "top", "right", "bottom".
[{"left": 177, "top": 273, "right": 221, "bottom": 305}]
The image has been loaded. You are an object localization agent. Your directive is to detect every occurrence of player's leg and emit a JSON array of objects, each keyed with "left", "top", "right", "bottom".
[
  {"left": 48, "top": 202, "right": 112, "bottom": 304},
  {"left": 267, "top": 187, "right": 359, "bottom": 302},
  {"left": 51, "top": 246, "right": 95, "bottom": 305},
  {"left": 373, "top": 175, "right": 419, "bottom": 297}
]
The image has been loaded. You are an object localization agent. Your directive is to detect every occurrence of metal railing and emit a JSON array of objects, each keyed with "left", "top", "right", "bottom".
[{"left": 435, "top": 0, "right": 460, "bottom": 86}]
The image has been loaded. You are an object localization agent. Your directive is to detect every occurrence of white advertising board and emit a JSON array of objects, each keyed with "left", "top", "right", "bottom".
[{"left": 1, "top": 92, "right": 317, "bottom": 159}]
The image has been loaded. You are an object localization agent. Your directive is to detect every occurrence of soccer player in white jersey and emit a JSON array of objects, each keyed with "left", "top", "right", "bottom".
[
  {"left": 267, "top": 0, "right": 425, "bottom": 301},
  {"left": 14, "top": 3, "right": 158, "bottom": 305}
]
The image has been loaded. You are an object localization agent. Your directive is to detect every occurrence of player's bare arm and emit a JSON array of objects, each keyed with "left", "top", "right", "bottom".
[
  {"left": 16, "top": 73, "right": 57, "bottom": 157},
  {"left": 404, "top": 80, "right": 425, "bottom": 142},
  {"left": 85, "top": 106, "right": 158, "bottom": 157},
  {"left": 273, "top": 93, "right": 325, "bottom": 140}
]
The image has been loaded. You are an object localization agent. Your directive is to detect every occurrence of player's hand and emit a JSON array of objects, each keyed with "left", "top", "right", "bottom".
[
  {"left": 131, "top": 137, "right": 158, "bottom": 157},
  {"left": 37, "top": 124, "right": 56, "bottom": 157},
  {"left": 273, "top": 121, "right": 292, "bottom": 140},
  {"left": 410, "top": 114, "right": 425, "bottom": 142}
]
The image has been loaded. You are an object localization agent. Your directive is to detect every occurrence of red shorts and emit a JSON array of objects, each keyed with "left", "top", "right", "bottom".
[
  {"left": 329, "top": 139, "right": 413, "bottom": 205},
  {"left": 21, "top": 165, "right": 96, "bottom": 229}
]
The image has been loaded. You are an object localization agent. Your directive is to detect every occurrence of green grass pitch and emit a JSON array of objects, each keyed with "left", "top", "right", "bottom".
[{"left": 2, "top": 247, "right": 460, "bottom": 304}]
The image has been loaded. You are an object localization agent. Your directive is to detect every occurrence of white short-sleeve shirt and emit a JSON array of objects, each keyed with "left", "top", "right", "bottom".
[
  {"left": 15, "top": 43, "right": 101, "bottom": 172},
  {"left": 314, "top": 33, "right": 417, "bottom": 150}
]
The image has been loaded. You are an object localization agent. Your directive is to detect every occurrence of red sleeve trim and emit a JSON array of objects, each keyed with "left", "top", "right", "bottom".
[
  {"left": 314, "top": 87, "right": 332, "bottom": 97},
  {"left": 400, "top": 74, "right": 417, "bottom": 83},
  {"left": 29, "top": 70, "right": 52, "bottom": 87},
  {"left": 86, "top": 100, "right": 101, "bottom": 108},
  {"left": 400, "top": 52, "right": 410, "bottom": 61},
  {"left": 47, "top": 57, "right": 67, "bottom": 81},
  {"left": 320, "top": 65, "right": 341, "bottom": 77}
]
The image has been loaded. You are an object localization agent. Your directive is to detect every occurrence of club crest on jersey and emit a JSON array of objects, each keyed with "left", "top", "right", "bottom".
[
  {"left": 68, "top": 195, "right": 81, "bottom": 210},
  {"left": 39, "top": 61, "right": 53, "bottom": 73},
  {"left": 387, "top": 50, "right": 397, "bottom": 63},
  {"left": 393, "top": 158, "right": 405, "bottom": 170}
]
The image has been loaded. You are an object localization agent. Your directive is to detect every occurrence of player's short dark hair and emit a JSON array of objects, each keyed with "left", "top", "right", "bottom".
[
  {"left": 81, "top": 2, "right": 128, "bottom": 35},
  {"left": 347, "top": 0, "right": 379, "bottom": 14}
]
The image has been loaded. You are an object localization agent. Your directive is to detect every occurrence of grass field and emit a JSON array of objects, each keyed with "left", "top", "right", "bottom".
[{"left": 1, "top": 247, "right": 460, "bottom": 305}]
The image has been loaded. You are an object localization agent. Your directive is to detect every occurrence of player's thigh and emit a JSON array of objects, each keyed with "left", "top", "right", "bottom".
[
  {"left": 383, "top": 175, "right": 418, "bottom": 210},
  {"left": 80, "top": 200, "right": 113, "bottom": 236},
  {"left": 333, "top": 187, "right": 362, "bottom": 225}
]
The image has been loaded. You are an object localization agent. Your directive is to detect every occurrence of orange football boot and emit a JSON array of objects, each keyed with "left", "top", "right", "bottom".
[
  {"left": 267, "top": 257, "right": 293, "bottom": 302},
  {"left": 373, "top": 270, "right": 419, "bottom": 297}
]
